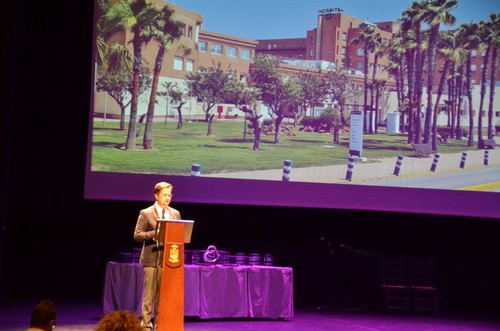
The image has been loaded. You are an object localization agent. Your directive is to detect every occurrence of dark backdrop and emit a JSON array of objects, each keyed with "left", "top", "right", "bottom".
[{"left": 1, "top": 0, "right": 499, "bottom": 316}]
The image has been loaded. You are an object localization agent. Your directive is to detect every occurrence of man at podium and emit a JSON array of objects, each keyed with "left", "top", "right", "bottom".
[{"left": 134, "top": 181, "right": 181, "bottom": 331}]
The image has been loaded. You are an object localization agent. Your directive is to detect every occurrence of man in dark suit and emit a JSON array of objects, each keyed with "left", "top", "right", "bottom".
[{"left": 134, "top": 181, "right": 181, "bottom": 331}]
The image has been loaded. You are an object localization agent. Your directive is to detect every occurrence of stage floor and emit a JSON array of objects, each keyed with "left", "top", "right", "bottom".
[{"left": 1, "top": 300, "right": 500, "bottom": 331}]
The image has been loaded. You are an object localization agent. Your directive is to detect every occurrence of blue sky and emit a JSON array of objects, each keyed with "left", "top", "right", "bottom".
[{"left": 168, "top": 0, "right": 499, "bottom": 40}]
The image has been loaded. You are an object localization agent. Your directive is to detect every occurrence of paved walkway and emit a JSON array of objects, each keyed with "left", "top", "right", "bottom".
[{"left": 208, "top": 146, "right": 500, "bottom": 186}]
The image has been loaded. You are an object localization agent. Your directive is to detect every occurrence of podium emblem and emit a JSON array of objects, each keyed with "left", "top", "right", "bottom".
[
  {"left": 169, "top": 244, "right": 179, "bottom": 263},
  {"left": 165, "top": 243, "right": 182, "bottom": 269}
]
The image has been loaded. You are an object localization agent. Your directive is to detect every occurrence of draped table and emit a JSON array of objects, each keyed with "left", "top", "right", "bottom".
[{"left": 102, "top": 262, "right": 294, "bottom": 319}]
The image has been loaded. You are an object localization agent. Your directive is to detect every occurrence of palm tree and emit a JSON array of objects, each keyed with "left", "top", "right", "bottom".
[
  {"left": 350, "top": 23, "right": 377, "bottom": 133},
  {"left": 431, "top": 30, "right": 465, "bottom": 151},
  {"left": 407, "top": 1, "right": 427, "bottom": 144},
  {"left": 143, "top": 4, "right": 183, "bottom": 150},
  {"left": 125, "top": 0, "right": 162, "bottom": 150},
  {"left": 476, "top": 20, "right": 492, "bottom": 149},
  {"left": 373, "top": 79, "right": 387, "bottom": 133},
  {"left": 398, "top": 2, "right": 424, "bottom": 143},
  {"left": 453, "top": 63, "right": 464, "bottom": 139},
  {"left": 95, "top": 0, "right": 134, "bottom": 75},
  {"left": 457, "top": 23, "right": 481, "bottom": 147},
  {"left": 445, "top": 40, "right": 466, "bottom": 141},
  {"left": 385, "top": 36, "right": 406, "bottom": 125},
  {"left": 442, "top": 29, "right": 467, "bottom": 140},
  {"left": 420, "top": 0, "right": 457, "bottom": 145},
  {"left": 370, "top": 33, "right": 383, "bottom": 133},
  {"left": 486, "top": 14, "right": 500, "bottom": 140}
]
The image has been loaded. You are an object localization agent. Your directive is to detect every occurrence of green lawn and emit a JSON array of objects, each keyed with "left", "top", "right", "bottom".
[{"left": 90, "top": 119, "right": 477, "bottom": 175}]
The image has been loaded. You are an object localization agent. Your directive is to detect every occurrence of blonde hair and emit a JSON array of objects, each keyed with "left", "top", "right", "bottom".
[
  {"left": 95, "top": 310, "right": 142, "bottom": 331},
  {"left": 154, "top": 181, "right": 173, "bottom": 195}
]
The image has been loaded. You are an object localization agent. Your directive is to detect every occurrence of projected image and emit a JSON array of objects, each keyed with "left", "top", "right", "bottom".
[{"left": 87, "top": 0, "right": 500, "bottom": 218}]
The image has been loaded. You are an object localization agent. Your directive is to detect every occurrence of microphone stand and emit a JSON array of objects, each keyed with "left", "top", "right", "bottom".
[{"left": 338, "top": 243, "right": 379, "bottom": 313}]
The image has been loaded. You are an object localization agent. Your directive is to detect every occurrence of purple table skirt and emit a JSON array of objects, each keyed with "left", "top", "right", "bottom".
[{"left": 102, "top": 262, "right": 294, "bottom": 319}]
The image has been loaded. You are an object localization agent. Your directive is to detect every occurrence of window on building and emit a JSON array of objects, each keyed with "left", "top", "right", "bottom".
[
  {"left": 309, "top": 49, "right": 313, "bottom": 58},
  {"left": 356, "top": 62, "right": 364, "bottom": 70},
  {"left": 471, "top": 64, "right": 477, "bottom": 72},
  {"left": 211, "top": 44, "right": 223, "bottom": 55},
  {"left": 188, "top": 26, "right": 193, "bottom": 38},
  {"left": 471, "top": 50, "right": 477, "bottom": 58},
  {"left": 226, "top": 46, "right": 237, "bottom": 57},
  {"left": 174, "top": 57, "right": 183, "bottom": 71},
  {"left": 341, "top": 47, "right": 346, "bottom": 55},
  {"left": 240, "top": 73, "right": 248, "bottom": 83},
  {"left": 186, "top": 59, "right": 194, "bottom": 72},
  {"left": 357, "top": 48, "right": 364, "bottom": 56},
  {"left": 342, "top": 32, "right": 347, "bottom": 42},
  {"left": 241, "top": 49, "right": 251, "bottom": 59},
  {"left": 199, "top": 41, "right": 206, "bottom": 52}
]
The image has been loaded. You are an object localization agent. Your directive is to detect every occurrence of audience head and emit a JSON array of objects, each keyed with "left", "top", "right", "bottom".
[
  {"left": 30, "top": 299, "right": 57, "bottom": 331},
  {"left": 95, "top": 310, "right": 142, "bottom": 331}
]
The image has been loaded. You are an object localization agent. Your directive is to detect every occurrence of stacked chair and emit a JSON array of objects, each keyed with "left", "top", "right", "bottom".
[
  {"left": 408, "top": 255, "right": 439, "bottom": 314},
  {"left": 379, "top": 253, "right": 438, "bottom": 314},
  {"left": 379, "top": 253, "right": 410, "bottom": 313}
]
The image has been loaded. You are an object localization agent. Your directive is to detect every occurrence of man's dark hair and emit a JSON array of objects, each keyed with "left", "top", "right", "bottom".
[{"left": 30, "top": 299, "right": 57, "bottom": 327}]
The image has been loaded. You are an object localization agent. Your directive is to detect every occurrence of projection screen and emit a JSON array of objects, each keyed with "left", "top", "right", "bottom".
[{"left": 85, "top": 0, "right": 500, "bottom": 219}]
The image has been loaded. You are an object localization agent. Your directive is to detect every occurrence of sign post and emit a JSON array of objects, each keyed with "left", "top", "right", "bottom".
[{"left": 349, "top": 110, "right": 364, "bottom": 158}]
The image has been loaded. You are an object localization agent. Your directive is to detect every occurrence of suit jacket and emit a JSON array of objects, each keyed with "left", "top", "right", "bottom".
[{"left": 133, "top": 204, "right": 181, "bottom": 267}]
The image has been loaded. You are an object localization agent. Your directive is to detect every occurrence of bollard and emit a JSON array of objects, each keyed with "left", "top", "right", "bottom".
[
  {"left": 393, "top": 155, "right": 404, "bottom": 176},
  {"left": 191, "top": 163, "right": 201, "bottom": 176},
  {"left": 282, "top": 160, "right": 292, "bottom": 181},
  {"left": 430, "top": 154, "right": 440, "bottom": 172},
  {"left": 459, "top": 152, "right": 467, "bottom": 169},
  {"left": 345, "top": 156, "right": 355, "bottom": 181},
  {"left": 484, "top": 150, "right": 489, "bottom": 166}
]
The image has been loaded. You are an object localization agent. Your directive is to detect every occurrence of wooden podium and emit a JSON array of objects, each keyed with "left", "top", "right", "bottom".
[{"left": 155, "top": 219, "right": 194, "bottom": 331}]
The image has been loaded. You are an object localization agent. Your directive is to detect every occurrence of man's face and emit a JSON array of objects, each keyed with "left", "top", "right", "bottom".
[{"left": 155, "top": 187, "right": 173, "bottom": 208}]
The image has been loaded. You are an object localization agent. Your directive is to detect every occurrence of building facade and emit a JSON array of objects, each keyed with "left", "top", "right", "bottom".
[
  {"left": 93, "top": 2, "right": 499, "bottom": 128},
  {"left": 94, "top": 1, "right": 258, "bottom": 120}
]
